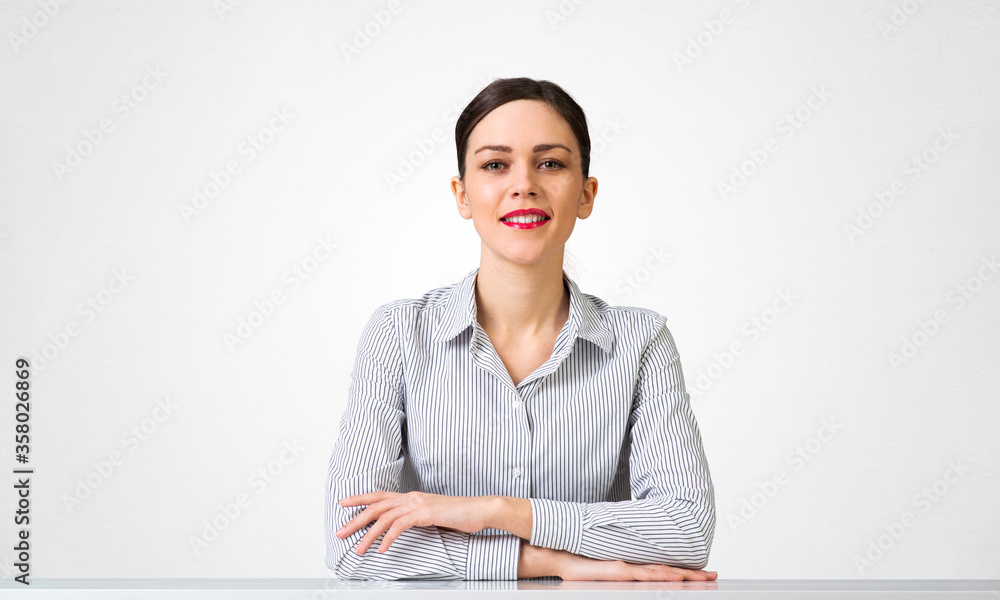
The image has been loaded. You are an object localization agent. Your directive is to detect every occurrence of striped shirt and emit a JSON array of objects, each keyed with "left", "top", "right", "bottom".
[{"left": 325, "top": 267, "right": 715, "bottom": 580}]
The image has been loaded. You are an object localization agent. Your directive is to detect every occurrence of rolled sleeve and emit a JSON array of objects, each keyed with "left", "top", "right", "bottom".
[
  {"left": 466, "top": 533, "right": 521, "bottom": 580},
  {"left": 522, "top": 316, "right": 715, "bottom": 569},
  {"left": 327, "top": 304, "right": 525, "bottom": 579},
  {"left": 528, "top": 497, "right": 583, "bottom": 554}
]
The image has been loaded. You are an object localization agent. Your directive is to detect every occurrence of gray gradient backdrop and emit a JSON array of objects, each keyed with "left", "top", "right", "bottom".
[{"left": 1, "top": 0, "right": 998, "bottom": 580}]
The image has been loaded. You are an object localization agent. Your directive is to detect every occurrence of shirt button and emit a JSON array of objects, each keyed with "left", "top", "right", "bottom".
[
  {"left": 513, "top": 468, "right": 521, "bottom": 478},
  {"left": 511, "top": 399, "right": 520, "bottom": 409}
]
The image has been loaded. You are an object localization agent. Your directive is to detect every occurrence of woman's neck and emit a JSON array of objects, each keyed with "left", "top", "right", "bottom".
[{"left": 473, "top": 252, "right": 570, "bottom": 343}]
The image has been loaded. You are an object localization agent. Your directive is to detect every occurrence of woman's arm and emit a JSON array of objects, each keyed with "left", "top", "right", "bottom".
[
  {"left": 518, "top": 540, "right": 717, "bottom": 581},
  {"left": 336, "top": 491, "right": 716, "bottom": 580},
  {"left": 332, "top": 309, "right": 714, "bottom": 576},
  {"left": 337, "top": 491, "right": 718, "bottom": 580},
  {"left": 519, "top": 318, "right": 716, "bottom": 569},
  {"left": 493, "top": 496, "right": 532, "bottom": 539},
  {"left": 326, "top": 304, "right": 521, "bottom": 580}
]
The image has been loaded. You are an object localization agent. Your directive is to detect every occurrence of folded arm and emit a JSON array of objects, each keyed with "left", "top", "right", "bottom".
[
  {"left": 327, "top": 308, "right": 715, "bottom": 578},
  {"left": 525, "top": 318, "right": 716, "bottom": 569},
  {"left": 325, "top": 305, "right": 521, "bottom": 580}
]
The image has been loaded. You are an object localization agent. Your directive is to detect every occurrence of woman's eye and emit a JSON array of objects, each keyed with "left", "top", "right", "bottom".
[
  {"left": 540, "top": 160, "right": 563, "bottom": 169},
  {"left": 483, "top": 161, "right": 504, "bottom": 171}
]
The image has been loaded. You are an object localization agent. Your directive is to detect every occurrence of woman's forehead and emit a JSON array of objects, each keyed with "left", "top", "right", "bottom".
[{"left": 469, "top": 100, "right": 575, "bottom": 147}]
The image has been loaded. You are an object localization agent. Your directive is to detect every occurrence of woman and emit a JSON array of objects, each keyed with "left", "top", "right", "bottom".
[{"left": 325, "top": 77, "right": 717, "bottom": 581}]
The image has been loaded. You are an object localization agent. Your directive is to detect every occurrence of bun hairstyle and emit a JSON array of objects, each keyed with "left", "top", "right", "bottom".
[{"left": 454, "top": 77, "right": 591, "bottom": 180}]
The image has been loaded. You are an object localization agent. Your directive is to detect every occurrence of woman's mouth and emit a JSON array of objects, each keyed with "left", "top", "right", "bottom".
[{"left": 500, "top": 215, "right": 551, "bottom": 229}]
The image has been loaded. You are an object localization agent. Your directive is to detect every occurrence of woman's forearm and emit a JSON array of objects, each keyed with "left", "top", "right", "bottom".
[
  {"left": 498, "top": 499, "right": 718, "bottom": 581},
  {"left": 487, "top": 495, "right": 533, "bottom": 539},
  {"left": 517, "top": 539, "right": 563, "bottom": 578},
  {"left": 494, "top": 498, "right": 564, "bottom": 579}
]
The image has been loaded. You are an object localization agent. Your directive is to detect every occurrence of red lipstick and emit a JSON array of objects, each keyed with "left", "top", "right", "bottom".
[{"left": 500, "top": 208, "right": 551, "bottom": 230}]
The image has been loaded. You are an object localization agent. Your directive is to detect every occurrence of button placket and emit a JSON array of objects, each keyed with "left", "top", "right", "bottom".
[{"left": 506, "top": 386, "right": 531, "bottom": 494}]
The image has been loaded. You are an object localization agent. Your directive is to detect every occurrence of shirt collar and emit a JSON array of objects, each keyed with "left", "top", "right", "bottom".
[{"left": 431, "top": 267, "right": 614, "bottom": 355}]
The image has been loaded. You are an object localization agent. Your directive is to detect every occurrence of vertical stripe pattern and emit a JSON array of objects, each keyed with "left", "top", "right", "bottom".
[{"left": 325, "top": 267, "right": 715, "bottom": 580}]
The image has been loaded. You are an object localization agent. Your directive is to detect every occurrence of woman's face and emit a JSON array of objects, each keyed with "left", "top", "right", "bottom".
[{"left": 451, "top": 99, "right": 597, "bottom": 269}]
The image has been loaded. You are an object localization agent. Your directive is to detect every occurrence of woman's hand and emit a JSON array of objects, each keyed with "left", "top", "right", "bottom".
[
  {"left": 335, "top": 491, "right": 497, "bottom": 555},
  {"left": 556, "top": 549, "right": 718, "bottom": 581}
]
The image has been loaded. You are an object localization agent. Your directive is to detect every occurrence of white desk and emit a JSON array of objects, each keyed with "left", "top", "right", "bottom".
[{"left": 0, "top": 579, "right": 998, "bottom": 598}]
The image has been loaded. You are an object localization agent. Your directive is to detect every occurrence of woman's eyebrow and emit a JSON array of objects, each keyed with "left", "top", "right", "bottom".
[{"left": 473, "top": 143, "right": 573, "bottom": 154}]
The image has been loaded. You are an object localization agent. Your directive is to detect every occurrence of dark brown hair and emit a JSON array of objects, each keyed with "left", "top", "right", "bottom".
[{"left": 455, "top": 77, "right": 591, "bottom": 179}]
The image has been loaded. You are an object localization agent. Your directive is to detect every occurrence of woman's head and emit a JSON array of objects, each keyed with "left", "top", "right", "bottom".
[
  {"left": 455, "top": 77, "right": 592, "bottom": 180},
  {"left": 450, "top": 78, "right": 597, "bottom": 270}
]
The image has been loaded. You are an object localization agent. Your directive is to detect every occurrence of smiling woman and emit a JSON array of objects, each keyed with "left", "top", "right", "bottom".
[{"left": 325, "top": 77, "right": 717, "bottom": 581}]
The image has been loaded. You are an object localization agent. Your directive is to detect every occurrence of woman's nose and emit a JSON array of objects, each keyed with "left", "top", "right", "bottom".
[{"left": 510, "top": 163, "right": 539, "bottom": 198}]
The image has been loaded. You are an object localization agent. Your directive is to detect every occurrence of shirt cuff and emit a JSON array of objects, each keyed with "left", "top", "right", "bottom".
[
  {"left": 466, "top": 533, "right": 520, "bottom": 580},
  {"left": 529, "top": 497, "right": 583, "bottom": 554}
]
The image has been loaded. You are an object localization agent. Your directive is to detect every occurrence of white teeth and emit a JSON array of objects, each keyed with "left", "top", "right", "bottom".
[{"left": 504, "top": 215, "right": 547, "bottom": 223}]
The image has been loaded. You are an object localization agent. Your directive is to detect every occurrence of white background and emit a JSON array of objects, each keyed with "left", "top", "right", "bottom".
[{"left": 1, "top": 0, "right": 998, "bottom": 580}]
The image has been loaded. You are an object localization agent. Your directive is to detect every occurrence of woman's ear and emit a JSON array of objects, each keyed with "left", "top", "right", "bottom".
[
  {"left": 451, "top": 175, "right": 472, "bottom": 219},
  {"left": 577, "top": 176, "right": 598, "bottom": 219}
]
